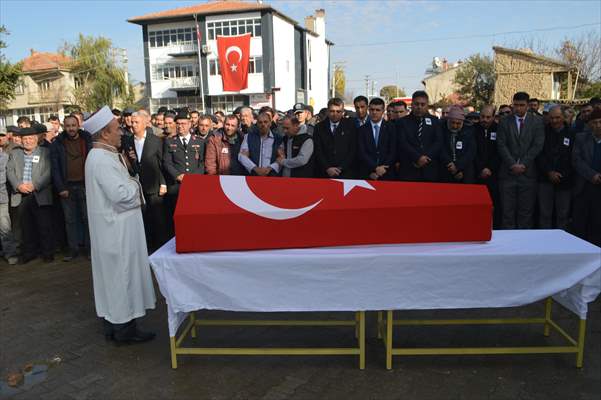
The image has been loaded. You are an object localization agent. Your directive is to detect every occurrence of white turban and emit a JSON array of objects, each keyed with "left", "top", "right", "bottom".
[{"left": 83, "top": 106, "right": 114, "bottom": 134}]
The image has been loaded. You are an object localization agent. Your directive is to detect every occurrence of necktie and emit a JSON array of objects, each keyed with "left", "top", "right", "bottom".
[
  {"left": 182, "top": 137, "right": 188, "bottom": 149},
  {"left": 518, "top": 118, "right": 524, "bottom": 135},
  {"left": 331, "top": 123, "right": 338, "bottom": 134},
  {"left": 417, "top": 118, "right": 423, "bottom": 138},
  {"left": 374, "top": 124, "right": 380, "bottom": 145}
]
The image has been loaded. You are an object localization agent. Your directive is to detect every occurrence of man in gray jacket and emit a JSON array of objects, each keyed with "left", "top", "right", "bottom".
[
  {"left": 7, "top": 126, "right": 54, "bottom": 263},
  {"left": 496, "top": 92, "right": 545, "bottom": 229}
]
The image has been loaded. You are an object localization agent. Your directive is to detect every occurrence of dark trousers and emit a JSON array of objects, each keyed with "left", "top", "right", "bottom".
[
  {"left": 143, "top": 193, "right": 169, "bottom": 251},
  {"left": 15, "top": 194, "right": 54, "bottom": 259},
  {"left": 572, "top": 183, "right": 601, "bottom": 247},
  {"left": 499, "top": 175, "right": 537, "bottom": 229},
  {"left": 537, "top": 182, "right": 571, "bottom": 230},
  {"left": 61, "top": 182, "right": 89, "bottom": 254},
  {"left": 479, "top": 176, "right": 502, "bottom": 229}
]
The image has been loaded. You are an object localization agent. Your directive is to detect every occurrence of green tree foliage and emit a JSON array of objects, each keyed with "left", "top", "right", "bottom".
[
  {"left": 379, "top": 85, "right": 406, "bottom": 100},
  {"left": 65, "top": 34, "right": 129, "bottom": 111},
  {"left": 0, "top": 25, "right": 23, "bottom": 110},
  {"left": 453, "top": 54, "right": 495, "bottom": 109}
]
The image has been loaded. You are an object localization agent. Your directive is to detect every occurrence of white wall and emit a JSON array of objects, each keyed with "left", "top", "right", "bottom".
[
  {"left": 306, "top": 33, "right": 329, "bottom": 111},
  {"left": 272, "top": 15, "right": 296, "bottom": 111}
]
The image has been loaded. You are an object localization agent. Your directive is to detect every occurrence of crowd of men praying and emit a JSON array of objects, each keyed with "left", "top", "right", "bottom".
[{"left": 1, "top": 91, "right": 600, "bottom": 265}]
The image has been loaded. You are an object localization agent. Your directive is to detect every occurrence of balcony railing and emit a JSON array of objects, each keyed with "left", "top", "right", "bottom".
[
  {"left": 170, "top": 77, "right": 200, "bottom": 89},
  {"left": 165, "top": 42, "right": 198, "bottom": 56}
]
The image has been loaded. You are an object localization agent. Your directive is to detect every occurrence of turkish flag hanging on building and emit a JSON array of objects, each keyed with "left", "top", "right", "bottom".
[
  {"left": 174, "top": 176, "right": 493, "bottom": 253},
  {"left": 216, "top": 33, "right": 251, "bottom": 91}
]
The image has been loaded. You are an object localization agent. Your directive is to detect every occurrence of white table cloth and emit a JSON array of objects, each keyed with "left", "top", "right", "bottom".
[{"left": 149, "top": 230, "right": 601, "bottom": 336}]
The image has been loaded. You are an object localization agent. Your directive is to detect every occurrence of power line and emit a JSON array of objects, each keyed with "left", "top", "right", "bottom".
[{"left": 336, "top": 22, "right": 600, "bottom": 48}]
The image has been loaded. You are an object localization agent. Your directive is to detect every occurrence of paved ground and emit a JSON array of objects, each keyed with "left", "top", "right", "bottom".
[{"left": 0, "top": 255, "right": 599, "bottom": 400}]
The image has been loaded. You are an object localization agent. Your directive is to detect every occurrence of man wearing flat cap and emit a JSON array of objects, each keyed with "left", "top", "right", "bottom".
[
  {"left": 84, "top": 106, "right": 156, "bottom": 345},
  {"left": 572, "top": 108, "right": 601, "bottom": 246},
  {"left": 439, "top": 107, "right": 477, "bottom": 183},
  {"left": 6, "top": 126, "right": 54, "bottom": 263}
]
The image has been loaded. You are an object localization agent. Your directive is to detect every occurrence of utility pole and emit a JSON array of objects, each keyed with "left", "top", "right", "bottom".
[{"left": 364, "top": 75, "right": 370, "bottom": 97}]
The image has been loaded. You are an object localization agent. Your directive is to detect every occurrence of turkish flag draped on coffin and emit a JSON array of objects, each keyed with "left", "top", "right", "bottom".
[
  {"left": 174, "top": 175, "right": 493, "bottom": 253},
  {"left": 216, "top": 33, "right": 251, "bottom": 91}
]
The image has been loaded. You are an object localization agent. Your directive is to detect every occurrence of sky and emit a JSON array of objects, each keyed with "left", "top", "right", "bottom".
[{"left": 1, "top": 0, "right": 600, "bottom": 98}]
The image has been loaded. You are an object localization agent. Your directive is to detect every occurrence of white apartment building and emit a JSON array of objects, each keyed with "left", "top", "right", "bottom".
[{"left": 128, "top": 0, "right": 333, "bottom": 113}]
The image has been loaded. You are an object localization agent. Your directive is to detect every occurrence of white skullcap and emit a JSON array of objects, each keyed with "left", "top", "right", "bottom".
[{"left": 83, "top": 106, "right": 113, "bottom": 134}]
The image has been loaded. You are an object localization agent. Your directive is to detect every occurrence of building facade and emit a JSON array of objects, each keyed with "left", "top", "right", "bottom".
[
  {"left": 128, "top": 0, "right": 332, "bottom": 113},
  {"left": 0, "top": 50, "right": 75, "bottom": 128},
  {"left": 493, "top": 46, "right": 577, "bottom": 105}
]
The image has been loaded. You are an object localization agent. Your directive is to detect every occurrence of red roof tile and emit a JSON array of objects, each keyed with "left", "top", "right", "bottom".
[
  {"left": 128, "top": 0, "right": 271, "bottom": 23},
  {"left": 22, "top": 51, "right": 72, "bottom": 72}
]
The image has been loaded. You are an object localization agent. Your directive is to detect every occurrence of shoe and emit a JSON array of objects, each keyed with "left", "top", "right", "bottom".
[
  {"left": 7, "top": 257, "right": 19, "bottom": 265},
  {"left": 113, "top": 329, "right": 156, "bottom": 345},
  {"left": 42, "top": 255, "right": 54, "bottom": 263}
]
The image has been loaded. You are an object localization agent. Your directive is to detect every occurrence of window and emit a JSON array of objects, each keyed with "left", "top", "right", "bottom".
[
  {"left": 209, "top": 57, "right": 262, "bottom": 76},
  {"left": 16, "top": 107, "right": 36, "bottom": 121},
  {"left": 15, "top": 80, "right": 25, "bottom": 95},
  {"left": 152, "top": 64, "right": 198, "bottom": 81},
  {"left": 39, "top": 80, "right": 51, "bottom": 93},
  {"left": 207, "top": 18, "right": 262, "bottom": 40},
  {"left": 211, "top": 95, "right": 245, "bottom": 113},
  {"left": 74, "top": 76, "right": 84, "bottom": 89},
  {"left": 308, "top": 40, "right": 312, "bottom": 62},
  {"left": 39, "top": 106, "right": 60, "bottom": 123},
  {"left": 308, "top": 69, "right": 312, "bottom": 90},
  {"left": 149, "top": 27, "right": 195, "bottom": 48}
]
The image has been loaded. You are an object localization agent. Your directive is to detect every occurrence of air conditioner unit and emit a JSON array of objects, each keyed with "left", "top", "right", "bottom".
[{"left": 201, "top": 45, "right": 212, "bottom": 55}]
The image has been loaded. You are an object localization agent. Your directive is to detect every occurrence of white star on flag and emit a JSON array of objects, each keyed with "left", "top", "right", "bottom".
[
  {"left": 230, "top": 64, "right": 238, "bottom": 72},
  {"left": 332, "top": 179, "right": 376, "bottom": 196}
]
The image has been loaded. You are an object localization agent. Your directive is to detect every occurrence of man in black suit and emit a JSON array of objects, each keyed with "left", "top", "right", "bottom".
[
  {"left": 353, "top": 96, "right": 369, "bottom": 127},
  {"left": 357, "top": 97, "right": 395, "bottom": 180},
  {"left": 313, "top": 98, "right": 358, "bottom": 179},
  {"left": 475, "top": 105, "right": 502, "bottom": 228},
  {"left": 496, "top": 91, "right": 545, "bottom": 229},
  {"left": 396, "top": 90, "right": 442, "bottom": 182},
  {"left": 571, "top": 109, "right": 601, "bottom": 246},
  {"left": 123, "top": 110, "right": 169, "bottom": 251}
]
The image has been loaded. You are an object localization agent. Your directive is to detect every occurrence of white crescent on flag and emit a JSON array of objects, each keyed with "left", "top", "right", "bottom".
[
  {"left": 218, "top": 176, "right": 376, "bottom": 221},
  {"left": 225, "top": 46, "right": 243, "bottom": 64},
  {"left": 219, "top": 176, "right": 322, "bottom": 220}
]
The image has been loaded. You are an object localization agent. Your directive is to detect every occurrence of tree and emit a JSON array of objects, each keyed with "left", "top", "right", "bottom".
[
  {"left": 379, "top": 85, "right": 406, "bottom": 100},
  {"left": 0, "top": 25, "right": 23, "bottom": 110},
  {"left": 453, "top": 54, "right": 494, "bottom": 109},
  {"left": 333, "top": 65, "right": 345, "bottom": 99},
  {"left": 64, "top": 34, "right": 129, "bottom": 111},
  {"left": 555, "top": 31, "right": 601, "bottom": 98}
]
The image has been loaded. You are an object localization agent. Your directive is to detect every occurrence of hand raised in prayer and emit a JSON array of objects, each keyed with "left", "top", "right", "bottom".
[
  {"left": 159, "top": 185, "right": 167, "bottom": 196},
  {"left": 375, "top": 165, "right": 389, "bottom": 177},
  {"left": 58, "top": 190, "right": 69, "bottom": 199},
  {"left": 326, "top": 167, "right": 341, "bottom": 177},
  {"left": 416, "top": 155, "right": 430, "bottom": 168},
  {"left": 480, "top": 168, "right": 492, "bottom": 179},
  {"left": 447, "top": 162, "right": 457, "bottom": 175}
]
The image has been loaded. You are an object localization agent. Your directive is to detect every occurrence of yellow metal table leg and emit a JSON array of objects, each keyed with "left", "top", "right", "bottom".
[
  {"left": 359, "top": 311, "right": 365, "bottom": 370},
  {"left": 544, "top": 297, "right": 552, "bottom": 337},
  {"left": 190, "top": 312, "right": 197, "bottom": 338},
  {"left": 576, "top": 319, "right": 586, "bottom": 368},
  {"left": 377, "top": 311, "right": 383, "bottom": 339},
  {"left": 386, "top": 310, "right": 393, "bottom": 370},
  {"left": 170, "top": 336, "right": 178, "bottom": 369}
]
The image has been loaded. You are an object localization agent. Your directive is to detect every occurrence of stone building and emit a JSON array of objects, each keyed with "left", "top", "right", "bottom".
[{"left": 493, "top": 46, "right": 577, "bottom": 105}]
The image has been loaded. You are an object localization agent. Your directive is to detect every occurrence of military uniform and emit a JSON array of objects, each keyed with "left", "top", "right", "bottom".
[{"left": 163, "top": 133, "right": 205, "bottom": 195}]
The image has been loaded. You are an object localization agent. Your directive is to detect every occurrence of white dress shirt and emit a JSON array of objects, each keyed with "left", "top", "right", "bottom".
[{"left": 134, "top": 133, "right": 146, "bottom": 160}]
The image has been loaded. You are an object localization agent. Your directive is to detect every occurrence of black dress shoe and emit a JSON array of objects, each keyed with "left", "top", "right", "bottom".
[{"left": 113, "top": 329, "right": 156, "bottom": 346}]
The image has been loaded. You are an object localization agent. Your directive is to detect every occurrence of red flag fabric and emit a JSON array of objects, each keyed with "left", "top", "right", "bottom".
[
  {"left": 174, "top": 176, "right": 492, "bottom": 253},
  {"left": 216, "top": 33, "right": 251, "bottom": 91}
]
